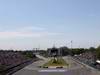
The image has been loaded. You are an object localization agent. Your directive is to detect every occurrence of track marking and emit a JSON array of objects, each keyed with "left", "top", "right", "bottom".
[{"left": 38, "top": 69, "right": 66, "bottom": 72}]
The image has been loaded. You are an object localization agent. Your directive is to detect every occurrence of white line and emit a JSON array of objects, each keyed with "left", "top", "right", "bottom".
[{"left": 38, "top": 70, "right": 66, "bottom": 72}]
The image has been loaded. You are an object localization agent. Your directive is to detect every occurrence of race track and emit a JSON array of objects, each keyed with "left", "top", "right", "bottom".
[{"left": 13, "top": 55, "right": 100, "bottom": 75}]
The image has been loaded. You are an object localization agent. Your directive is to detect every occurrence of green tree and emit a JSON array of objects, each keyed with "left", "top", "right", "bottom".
[
  {"left": 89, "top": 47, "right": 96, "bottom": 52},
  {"left": 59, "top": 46, "right": 70, "bottom": 56},
  {"left": 96, "top": 46, "right": 100, "bottom": 59},
  {"left": 22, "top": 51, "right": 36, "bottom": 59}
]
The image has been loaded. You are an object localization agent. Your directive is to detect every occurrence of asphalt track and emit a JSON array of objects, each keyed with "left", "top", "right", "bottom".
[{"left": 13, "top": 55, "right": 100, "bottom": 75}]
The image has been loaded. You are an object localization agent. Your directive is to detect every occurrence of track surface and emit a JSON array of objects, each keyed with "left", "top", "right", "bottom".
[{"left": 13, "top": 55, "right": 100, "bottom": 75}]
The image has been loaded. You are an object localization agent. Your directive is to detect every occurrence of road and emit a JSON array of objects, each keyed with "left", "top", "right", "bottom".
[{"left": 13, "top": 55, "right": 100, "bottom": 75}]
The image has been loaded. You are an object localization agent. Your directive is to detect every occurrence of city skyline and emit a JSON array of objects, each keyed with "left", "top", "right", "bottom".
[{"left": 0, "top": 0, "right": 100, "bottom": 50}]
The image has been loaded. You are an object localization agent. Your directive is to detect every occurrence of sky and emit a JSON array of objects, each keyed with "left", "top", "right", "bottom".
[{"left": 0, "top": 0, "right": 100, "bottom": 50}]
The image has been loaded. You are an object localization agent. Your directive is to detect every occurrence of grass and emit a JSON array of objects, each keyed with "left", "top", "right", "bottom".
[{"left": 42, "top": 57, "right": 69, "bottom": 67}]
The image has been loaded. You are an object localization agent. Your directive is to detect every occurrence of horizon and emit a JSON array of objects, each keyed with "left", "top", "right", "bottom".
[
  {"left": 0, "top": 0, "right": 100, "bottom": 50},
  {"left": 0, "top": 44, "right": 98, "bottom": 50}
]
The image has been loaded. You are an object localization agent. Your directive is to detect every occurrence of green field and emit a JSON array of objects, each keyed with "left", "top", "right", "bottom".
[{"left": 42, "top": 57, "right": 69, "bottom": 67}]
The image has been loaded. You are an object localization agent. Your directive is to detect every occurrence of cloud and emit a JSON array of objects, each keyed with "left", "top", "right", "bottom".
[
  {"left": 18, "top": 26, "right": 45, "bottom": 32},
  {"left": 0, "top": 31, "right": 41, "bottom": 38},
  {"left": 0, "top": 26, "right": 61, "bottom": 38}
]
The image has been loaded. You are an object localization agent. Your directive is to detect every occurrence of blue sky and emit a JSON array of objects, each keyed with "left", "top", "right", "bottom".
[{"left": 0, "top": 0, "right": 100, "bottom": 50}]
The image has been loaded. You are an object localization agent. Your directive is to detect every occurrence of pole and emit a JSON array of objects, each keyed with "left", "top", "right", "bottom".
[{"left": 71, "top": 40, "right": 73, "bottom": 49}]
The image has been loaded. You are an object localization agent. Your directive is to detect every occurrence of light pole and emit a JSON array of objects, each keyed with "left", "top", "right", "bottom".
[{"left": 71, "top": 40, "right": 73, "bottom": 49}]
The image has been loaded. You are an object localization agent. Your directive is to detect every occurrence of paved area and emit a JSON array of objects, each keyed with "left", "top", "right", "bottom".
[{"left": 13, "top": 55, "right": 100, "bottom": 75}]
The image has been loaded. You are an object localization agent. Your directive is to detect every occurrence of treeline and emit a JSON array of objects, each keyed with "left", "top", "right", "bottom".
[
  {"left": 19, "top": 50, "right": 36, "bottom": 58},
  {"left": 59, "top": 46, "right": 100, "bottom": 60}
]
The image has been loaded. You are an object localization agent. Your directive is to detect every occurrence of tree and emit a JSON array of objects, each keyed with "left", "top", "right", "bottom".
[
  {"left": 96, "top": 46, "right": 100, "bottom": 59},
  {"left": 71, "top": 48, "right": 85, "bottom": 55},
  {"left": 59, "top": 46, "right": 70, "bottom": 56},
  {"left": 22, "top": 51, "right": 36, "bottom": 58},
  {"left": 89, "top": 47, "right": 96, "bottom": 52}
]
